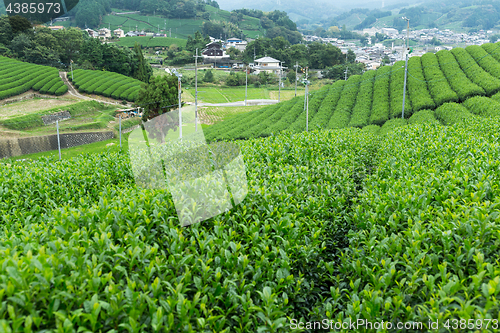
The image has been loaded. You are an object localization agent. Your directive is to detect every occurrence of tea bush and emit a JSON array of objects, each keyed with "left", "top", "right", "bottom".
[
  {"left": 70, "top": 69, "right": 143, "bottom": 101},
  {"left": 466, "top": 45, "right": 500, "bottom": 78},
  {"left": 421, "top": 53, "right": 459, "bottom": 105},
  {"left": 327, "top": 75, "right": 361, "bottom": 129},
  {"left": 0, "top": 56, "right": 64, "bottom": 99},
  {"left": 408, "top": 109, "right": 439, "bottom": 125},
  {"left": 436, "top": 50, "right": 485, "bottom": 101},
  {"left": 407, "top": 57, "right": 436, "bottom": 112},
  {"left": 389, "top": 61, "right": 412, "bottom": 118},
  {"left": 348, "top": 70, "right": 376, "bottom": 128},
  {"left": 463, "top": 96, "right": 500, "bottom": 117},
  {"left": 451, "top": 47, "right": 500, "bottom": 96},
  {"left": 369, "top": 66, "right": 392, "bottom": 125}
]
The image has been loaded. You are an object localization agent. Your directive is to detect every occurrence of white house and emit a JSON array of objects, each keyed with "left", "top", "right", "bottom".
[
  {"left": 98, "top": 28, "right": 111, "bottom": 39},
  {"left": 382, "top": 28, "right": 398, "bottom": 36},
  {"left": 253, "top": 56, "right": 282, "bottom": 75},
  {"left": 84, "top": 28, "right": 97, "bottom": 38},
  {"left": 113, "top": 28, "right": 124, "bottom": 38},
  {"left": 226, "top": 38, "right": 248, "bottom": 52}
]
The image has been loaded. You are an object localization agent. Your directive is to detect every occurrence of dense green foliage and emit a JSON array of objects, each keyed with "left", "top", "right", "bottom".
[
  {"left": 327, "top": 75, "right": 360, "bottom": 129},
  {"left": 70, "top": 69, "right": 143, "bottom": 102},
  {"left": 4, "top": 113, "right": 500, "bottom": 329},
  {"left": 420, "top": 53, "right": 459, "bottom": 105},
  {"left": 463, "top": 96, "right": 500, "bottom": 117},
  {"left": 369, "top": 65, "right": 391, "bottom": 126},
  {"left": 0, "top": 56, "right": 64, "bottom": 100},
  {"left": 389, "top": 61, "right": 411, "bottom": 119},
  {"left": 408, "top": 109, "right": 439, "bottom": 125},
  {"left": 407, "top": 56, "right": 436, "bottom": 112}
]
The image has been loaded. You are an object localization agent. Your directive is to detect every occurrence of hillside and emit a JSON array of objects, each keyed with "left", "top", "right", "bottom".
[
  {"left": 330, "top": 0, "right": 500, "bottom": 32},
  {"left": 204, "top": 42, "right": 500, "bottom": 141}
]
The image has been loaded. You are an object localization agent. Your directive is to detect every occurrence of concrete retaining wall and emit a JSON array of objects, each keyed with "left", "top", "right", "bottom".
[
  {"left": 0, "top": 131, "right": 114, "bottom": 159},
  {"left": 41, "top": 111, "right": 72, "bottom": 125}
]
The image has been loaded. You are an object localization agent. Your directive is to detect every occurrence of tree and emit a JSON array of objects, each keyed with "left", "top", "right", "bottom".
[
  {"left": 346, "top": 49, "right": 356, "bottom": 63},
  {"left": 490, "top": 34, "right": 500, "bottom": 43},
  {"left": 137, "top": 74, "right": 179, "bottom": 143},
  {"left": 133, "top": 42, "right": 152, "bottom": 83},
  {"left": 360, "top": 36, "right": 369, "bottom": 46},
  {"left": 203, "top": 69, "right": 214, "bottom": 82}
]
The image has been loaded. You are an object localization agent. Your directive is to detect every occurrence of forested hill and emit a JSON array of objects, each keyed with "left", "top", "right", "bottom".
[{"left": 317, "top": 0, "right": 500, "bottom": 33}]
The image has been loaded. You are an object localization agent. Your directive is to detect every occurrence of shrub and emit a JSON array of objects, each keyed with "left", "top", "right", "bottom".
[
  {"left": 349, "top": 70, "right": 376, "bottom": 128},
  {"left": 328, "top": 75, "right": 361, "bottom": 129},
  {"left": 407, "top": 57, "right": 436, "bottom": 112},
  {"left": 370, "top": 65, "right": 392, "bottom": 125},
  {"left": 379, "top": 117, "right": 407, "bottom": 135},
  {"left": 466, "top": 45, "right": 500, "bottom": 78},
  {"left": 435, "top": 102, "right": 473, "bottom": 125},
  {"left": 463, "top": 96, "right": 500, "bottom": 117},
  {"left": 408, "top": 109, "right": 439, "bottom": 125},
  {"left": 436, "top": 50, "right": 485, "bottom": 101},
  {"left": 309, "top": 80, "right": 345, "bottom": 130},
  {"left": 451, "top": 47, "right": 500, "bottom": 96},
  {"left": 421, "top": 53, "right": 459, "bottom": 105}
]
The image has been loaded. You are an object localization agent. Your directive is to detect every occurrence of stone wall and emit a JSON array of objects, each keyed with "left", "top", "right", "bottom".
[
  {"left": 41, "top": 111, "right": 72, "bottom": 125},
  {"left": 0, "top": 131, "right": 114, "bottom": 159}
]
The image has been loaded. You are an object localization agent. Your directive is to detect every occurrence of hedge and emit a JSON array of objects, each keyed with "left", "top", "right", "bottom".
[
  {"left": 481, "top": 42, "right": 500, "bottom": 64},
  {"left": 408, "top": 109, "right": 439, "bottom": 125},
  {"left": 379, "top": 117, "right": 407, "bottom": 135},
  {"left": 389, "top": 61, "right": 412, "bottom": 118},
  {"left": 328, "top": 75, "right": 361, "bottom": 129},
  {"left": 309, "top": 80, "right": 345, "bottom": 130},
  {"left": 39, "top": 77, "right": 61, "bottom": 94},
  {"left": 407, "top": 57, "right": 436, "bottom": 112},
  {"left": 349, "top": 70, "right": 376, "bottom": 128},
  {"left": 369, "top": 65, "right": 392, "bottom": 125},
  {"left": 451, "top": 47, "right": 500, "bottom": 96},
  {"left": 55, "top": 84, "right": 69, "bottom": 96},
  {"left": 466, "top": 45, "right": 500, "bottom": 78},
  {"left": 435, "top": 102, "right": 474, "bottom": 125},
  {"left": 436, "top": 50, "right": 485, "bottom": 101},
  {"left": 361, "top": 124, "right": 380, "bottom": 135},
  {"left": 462, "top": 96, "right": 500, "bottom": 117},
  {"left": 421, "top": 53, "right": 459, "bottom": 105},
  {"left": 288, "top": 84, "right": 330, "bottom": 133}
]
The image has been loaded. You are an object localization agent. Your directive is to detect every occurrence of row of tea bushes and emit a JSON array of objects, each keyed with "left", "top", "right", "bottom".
[
  {"left": 311, "top": 117, "right": 500, "bottom": 328},
  {"left": 70, "top": 69, "right": 143, "bottom": 102},
  {"left": 0, "top": 56, "right": 65, "bottom": 99}
]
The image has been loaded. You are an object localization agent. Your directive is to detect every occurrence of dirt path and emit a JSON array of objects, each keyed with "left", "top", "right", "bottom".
[{"left": 59, "top": 72, "right": 123, "bottom": 106}]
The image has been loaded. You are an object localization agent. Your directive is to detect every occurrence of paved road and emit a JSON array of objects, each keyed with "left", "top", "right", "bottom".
[{"left": 186, "top": 99, "right": 279, "bottom": 107}]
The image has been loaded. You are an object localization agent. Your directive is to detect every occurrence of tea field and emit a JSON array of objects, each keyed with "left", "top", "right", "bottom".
[
  {"left": 204, "top": 42, "right": 500, "bottom": 141},
  {"left": 69, "top": 69, "right": 144, "bottom": 102},
  {"left": 1, "top": 112, "right": 500, "bottom": 331},
  {"left": 0, "top": 57, "right": 67, "bottom": 100}
]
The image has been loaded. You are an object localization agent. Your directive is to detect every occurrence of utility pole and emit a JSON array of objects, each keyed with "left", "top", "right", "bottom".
[
  {"left": 278, "top": 62, "right": 282, "bottom": 103},
  {"left": 303, "top": 70, "right": 310, "bottom": 132},
  {"left": 194, "top": 48, "right": 203, "bottom": 132},
  {"left": 294, "top": 62, "right": 299, "bottom": 97},
  {"left": 344, "top": 52, "right": 349, "bottom": 80},
  {"left": 70, "top": 59, "right": 73, "bottom": 80},
  {"left": 402, "top": 17, "right": 410, "bottom": 119},
  {"left": 245, "top": 65, "right": 248, "bottom": 106},
  {"left": 173, "top": 69, "right": 183, "bottom": 138}
]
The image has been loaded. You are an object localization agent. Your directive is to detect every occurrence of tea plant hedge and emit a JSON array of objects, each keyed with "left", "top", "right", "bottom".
[
  {"left": 481, "top": 42, "right": 500, "bottom": 64},
  {"left": 389, "top": 61, "right": 411, "bottom": 118},
  {"left": 466, "top": 45, "right": 500, "bottom": 78},
  {"left": 308, "top": 80, "right": 345, "bottom": 130},
  {"left": 451, "top": 47, "right": 500, "bottom": 95},
  {"left": 288, "top": 85, "right": 330, "bottom": 132},
  {"left": 421, "top": 53, "right": 459, "bottom": 105},
  {"left": 5, "top": 115, "right": 500, "bottom": 329},
  {"left": 407, "top": 57, "right": 436, "bottom": 112},
  {"left": 435, "top": 102, "right": 474, "bottom": 125},
  {"left": 327, "top": 75, "right": 361, "bottom": 129},
  {"left": 348, "top": 70, "right": 376, "bottom": 128},
  {"left": 0, "top": 56, "right": 65, "bottom": 99},
  {"left": 369, "top": 65, "right": 392, "bottom": 125},
  {"left": 70, "top": 69, "right": 143, "bottom": 101},
  {"left": 408, "top": 109, "right": 439, "bottom": 125},
  {"left": 463, "top": 96, "right": 500, "bottom": 117}
]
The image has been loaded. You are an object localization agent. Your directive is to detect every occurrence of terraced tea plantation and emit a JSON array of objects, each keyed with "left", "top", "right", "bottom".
[
  {"left": 69, "top": 69, "right": 144, "bottom": 102},
  {"left": 1, "top": 113, "right": 500, "bottom": 331},
  {"left": 0, "top": 56, "right": 67, "bottom": 100},
  {"left": 205, "top": 42, "right": 500, "bottom": 142}
]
